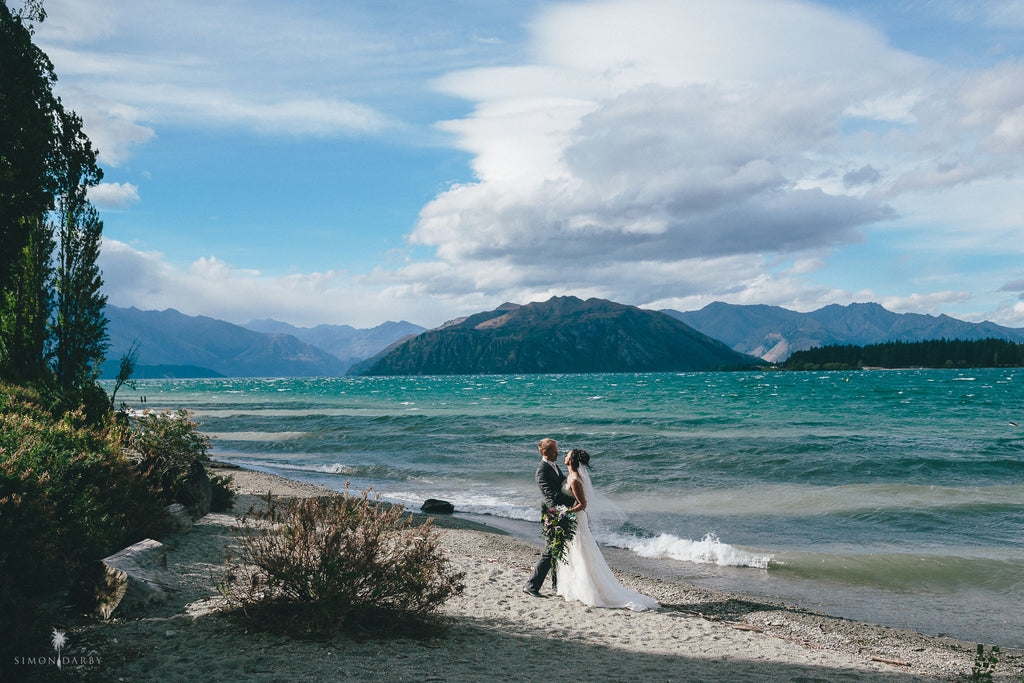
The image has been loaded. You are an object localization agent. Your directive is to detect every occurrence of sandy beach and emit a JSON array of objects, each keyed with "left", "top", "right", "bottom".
[{"left": 56, "top": 465, "right": 1022, "bottom": 682}]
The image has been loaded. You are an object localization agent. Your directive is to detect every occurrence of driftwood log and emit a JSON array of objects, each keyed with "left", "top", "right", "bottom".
[
  {"left": 71, "top": 538, "right": 179, "bottom": 619},
  {"left": 871, "top": 656, "right": 911, "bottom": 667}
]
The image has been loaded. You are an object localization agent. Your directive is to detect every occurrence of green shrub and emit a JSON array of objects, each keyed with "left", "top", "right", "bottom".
[
  {"left": 971, "top": 643, "right": 999, "bottom": 683},
  {"left": 223, "top": 487, "right": 465, "bottom": 636},
  {"left": 209, "top": 472, "right": 236, "bottom": 512},
  {"left": 126, "top": 409, "right": 211, "bottom": 502},
  {"left": 0, "top": 387, "right": 165, "bottom": 584},
  {"left": 0, "top": 381, "right": 165, "bottom": 665},
  {"left": 0, "top": 466, "right": 63, "bottom": 590}
]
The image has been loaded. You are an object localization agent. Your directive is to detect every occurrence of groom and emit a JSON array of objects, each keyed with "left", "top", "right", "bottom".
[{"left": 523, "top": 437, "right": 577, "bottom": 597}]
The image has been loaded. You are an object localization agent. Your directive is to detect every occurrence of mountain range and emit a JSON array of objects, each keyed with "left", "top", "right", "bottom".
[
  {"left": 101, "top": 306, "right": 420, "bottom": 378},
  {"left": 665, "top": 302, "right": 1024, "bottom": 362},
  {"left": 242, "top": 319, "right": 425, "bottom": 366},
  {"left": 353, "top": 296, "right": 760, "bottom": 375},
  {"left": 101, "top": 299, "right": 1024, "bottom": 378}
]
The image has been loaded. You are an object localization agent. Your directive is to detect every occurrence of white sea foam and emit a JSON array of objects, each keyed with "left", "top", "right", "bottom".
[
  {"left": 279, "top": 462, "right": 358, "bottom": 475},
  {"left": 308, "top": 463, "right": 356, "bottom": 475},
  {"left": 600, "top": 531, "right": 772, "bottom": 569},
  {"left": 206, "top": 431, "right": 307, "bottom": 441},
  {"left": 194, "top": 408, "right": 371, "bottom": 418}
]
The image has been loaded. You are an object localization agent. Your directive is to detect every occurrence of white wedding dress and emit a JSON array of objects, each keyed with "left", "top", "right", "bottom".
[{"left": 554, "top": 470, "right": 659, "bottom": 611}]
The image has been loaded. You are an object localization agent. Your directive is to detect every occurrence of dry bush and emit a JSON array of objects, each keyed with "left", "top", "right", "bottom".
[{"left": 222, "top": 486, "right": 465, "bottom": 637}]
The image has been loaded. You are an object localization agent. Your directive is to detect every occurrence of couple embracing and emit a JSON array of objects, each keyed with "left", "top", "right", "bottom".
[{"left": 523, "top": 438, "right": 659, "bottom": 611}]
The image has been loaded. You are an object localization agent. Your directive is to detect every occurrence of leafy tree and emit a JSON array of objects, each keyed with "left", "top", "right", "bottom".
[
  {"left": 0, "top": 380, "right": 166, "bottom": 665},
  {"left": 0, "top": 0, "right": 57, "bottom": 295},
  {"left": 0, "top": 1, "right": 60, "bottom": 378},
  {"left": 52, "top": 203, "right": 108, "bottom": 418},
  {"left": 47, "top": 65, "right": 107, "bottom": 411},
  {"left": 0, "top": 216, "right": 54, "bottom": 384},
  {"left": 1, "top": 1, "right": 110, "bottom": 416}
]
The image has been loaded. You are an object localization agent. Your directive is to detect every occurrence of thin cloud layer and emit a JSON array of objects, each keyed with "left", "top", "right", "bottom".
[
  {"left": 99, "top": 240, "right": 483, "bottom": 328},
  {"left": 35, "top": 0, "right": 400, "bottom": 167},
  {"left": 101, "top": 236, "right": 982, "bottom": 330}
]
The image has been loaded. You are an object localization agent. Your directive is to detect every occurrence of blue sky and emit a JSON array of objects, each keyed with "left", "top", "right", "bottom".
[{"left": 31, "top": 0, "right": 1024, "bottom": 328}]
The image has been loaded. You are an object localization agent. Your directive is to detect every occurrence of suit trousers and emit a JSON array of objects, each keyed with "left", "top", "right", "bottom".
[{"left": 526, "top": 544, "right": 557, "bottom": 591}]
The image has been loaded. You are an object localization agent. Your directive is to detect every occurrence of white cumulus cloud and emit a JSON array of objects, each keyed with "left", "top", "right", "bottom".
[
  {"left": 400, "top": 0, "right": 1024, "bottom": 318},
  {"left": 410, "top": 0, "right": 929, "bottom": 298},
  {"left": 88, "top": 182, "right": 140, "bottom": 209}
]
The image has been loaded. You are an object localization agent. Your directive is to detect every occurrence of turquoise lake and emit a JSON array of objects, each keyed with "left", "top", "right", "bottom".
[{"left": 108, "top": 369, "right": 1024, "bottom": 646}]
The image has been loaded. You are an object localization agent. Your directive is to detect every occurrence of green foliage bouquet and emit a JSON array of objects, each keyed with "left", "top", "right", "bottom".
[{"left": 542, "top": 505, "right": 578, "bottom": 575}]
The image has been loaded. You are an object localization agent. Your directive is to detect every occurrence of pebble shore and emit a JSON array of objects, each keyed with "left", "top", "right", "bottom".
[{"left": 56, "top": 467, "right": 1023, "bottom": 682}]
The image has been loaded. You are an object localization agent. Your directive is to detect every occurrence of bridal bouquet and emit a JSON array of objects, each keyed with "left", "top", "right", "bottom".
[{"left": 541, "top": 505, "right": 577, "bottom": 573}]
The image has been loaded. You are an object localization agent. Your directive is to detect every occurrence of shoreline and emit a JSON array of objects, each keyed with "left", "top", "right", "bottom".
[
  {"left": 60, "top": 465, "right": 1022, "bottom": 681},
  {"left": 211, "top": 458, "right": 1022, "bottom": 648}
]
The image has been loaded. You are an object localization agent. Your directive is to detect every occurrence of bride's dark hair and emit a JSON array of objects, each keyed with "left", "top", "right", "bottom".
[{"left": 566, "top": 448, "right": 591, "bottom": 471}]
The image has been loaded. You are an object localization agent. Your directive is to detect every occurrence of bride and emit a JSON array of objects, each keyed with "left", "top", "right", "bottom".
[{"left": 555, "top": 449, "right": 659, "bottom": 611}]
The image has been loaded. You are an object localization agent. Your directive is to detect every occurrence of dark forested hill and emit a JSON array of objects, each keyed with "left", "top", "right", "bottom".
[{"left": 354, "top": 296, "right": 761, "bottom": 376}]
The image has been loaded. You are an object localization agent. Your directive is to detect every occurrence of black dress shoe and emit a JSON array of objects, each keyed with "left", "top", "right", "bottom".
[{"left": 523, "top": 586, "right": 543, "bottom": 597}]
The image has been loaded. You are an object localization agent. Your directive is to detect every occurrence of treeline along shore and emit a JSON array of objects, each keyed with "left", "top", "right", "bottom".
[{"left": 783, "top": 337, "right": 1024, "bottom": 371}]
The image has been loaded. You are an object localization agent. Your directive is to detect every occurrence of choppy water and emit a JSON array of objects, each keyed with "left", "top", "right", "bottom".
[{"left": 108, "top": 370, "right": 1024, "bottom": 646}]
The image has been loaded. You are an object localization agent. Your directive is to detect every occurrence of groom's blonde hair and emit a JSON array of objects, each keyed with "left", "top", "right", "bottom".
[{"left": 538, "top": 438, "right": 557, "bottom": 456}]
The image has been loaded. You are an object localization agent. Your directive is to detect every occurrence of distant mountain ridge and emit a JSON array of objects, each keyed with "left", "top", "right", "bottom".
[
  {"left": 103, "top": 300, "right": 1023, "bottom": 378},
  {"left": 354, "top": 296, "right": 761, "bottom": 376},
  {"left": 103, "top": 306, "right": 350, "bottom": 378},
  {"left": 102, "top": 306, "right": 420, "bottom": 378},
  {"left": 664, "top": 302, "right": 1024, "bottom": 362},
  {"left": 243, "top": 319, "right": 425, "bottom": 366}
]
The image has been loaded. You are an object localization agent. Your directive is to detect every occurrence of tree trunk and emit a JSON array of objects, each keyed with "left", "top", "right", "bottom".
[{"left": 71, "top": 538, "right": 179, "bottom": 619}]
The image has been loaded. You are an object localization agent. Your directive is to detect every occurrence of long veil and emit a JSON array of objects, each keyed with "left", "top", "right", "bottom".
[{"left": 577, "top": 468, "right": 626, "bottom": 531}]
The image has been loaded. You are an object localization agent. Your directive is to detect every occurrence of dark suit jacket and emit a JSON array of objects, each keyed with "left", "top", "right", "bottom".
[{"left": 537, "top": 460, "right": 576, "bottom": 509}]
